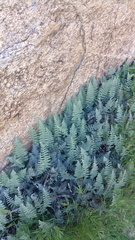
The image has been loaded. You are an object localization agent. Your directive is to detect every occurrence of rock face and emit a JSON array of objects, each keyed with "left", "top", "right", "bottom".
[{"left": 0, "top": 0, "right": 135, "bottom": 169}]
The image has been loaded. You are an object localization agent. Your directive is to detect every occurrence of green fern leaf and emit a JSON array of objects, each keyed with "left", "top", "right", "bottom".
[
  {"left": 9, "top": 170, "right": 20, "bottom": 194},
  {"left": 94, "top": 173, "right": 104, "bottom": 195},
  {"left": 29, "top": 126, "right": 39, "bottom": 147},
  {"left": 72, "top": 99, "right": 83, "bottom": 125},
  {"left": 90, "top": 157, "right": 98, "bottom": 179},
  {"left": 54, "top": 114, "right": 62, "bottom": 138},
  {"left": 37, "top": 143, "right": 51, "bottom": 175},
  {"left": 0, "top": 200, "right": 8, "bottom": 231},
  {"left": 86, "top": 81, "right": 95, "bottom": 107},
  {"left": 81, "top": 148, "right": 90, "bottom": 178},
  {"left": 116, "top": 105, "right": 123, "bottom": 125},
  {"left": 19, "top": 202, "right": 37, "bottom": 220},
  {"left": 74, "top": 161, "right": 83, "bottom": 179},
  {"left": 9, "top": 138, "right": 28, "bottom": 168}
]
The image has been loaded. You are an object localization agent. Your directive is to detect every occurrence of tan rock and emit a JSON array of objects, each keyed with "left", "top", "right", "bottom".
[{"left": 0, "top": 0, "right": 135, "bottom": 169}]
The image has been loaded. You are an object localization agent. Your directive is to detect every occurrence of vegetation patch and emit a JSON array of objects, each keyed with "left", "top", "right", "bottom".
[{"left": 0, "top": 61, "right": 135, "bottom": 239}]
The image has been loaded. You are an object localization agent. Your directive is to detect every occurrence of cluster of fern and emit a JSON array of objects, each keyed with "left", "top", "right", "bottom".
[{"left": 0, "top": 61, "right": 135, "bottom": 239}]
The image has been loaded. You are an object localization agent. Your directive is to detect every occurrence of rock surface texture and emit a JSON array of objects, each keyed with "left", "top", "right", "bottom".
[{"left": 0, "top": 0, "right": 135, "bottom": 169}]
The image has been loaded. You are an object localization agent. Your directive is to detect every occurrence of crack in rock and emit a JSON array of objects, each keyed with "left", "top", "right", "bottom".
[
  {"left": 96, "top": 5, "right": 120, "bottom": 78},
  {"left": 0, "top": 30, "right": 35, "bottom": 57},
  {"left": 59, "top": 5, "right": 86, "bottom": 111}
]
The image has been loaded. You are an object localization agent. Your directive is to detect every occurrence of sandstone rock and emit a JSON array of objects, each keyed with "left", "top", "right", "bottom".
[{"left": 0, "top": 0, "right": 135, "bottom": 169}]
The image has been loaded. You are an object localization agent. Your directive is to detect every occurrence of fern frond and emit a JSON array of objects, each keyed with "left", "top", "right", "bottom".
[
  {"left": 37, "top": 143, "right": 51, "bottom": 175},
  {"left": 0, "top": 171, "right": 9, "bottom": 188},
  {"left": 107, "top": 169, "right": 116, "bottom": 193},
  {"left": 108, "top": 126, "right": 116, "bottom": 146},
  {"left": 9, "top": 138, "right": 28, "bottom": 168},
  {"left": 8, "top": 170, "right": 20, "bottom": 194},
  {"left": 67, "top": 136, "right": 77, "bottom": 162},
  {"left": 115, "top": 135, "right": 123, "bottom": 155},
  {"left": 41, "top": 188, "right": 51, "bottom": 213},
  {"left": 72, "top": 99, "right": 83, "bottom": 125},
  {"left": 98, "top": 81, "right": 110, "bottom": 103},
  {"left": 38, "top": 118, "right": 46, "bottom": 143},
  {"left": 19, "top": 202, "right": 37, "bottom": 220},
  {"left": 109, "top": 77, "right": 120, "bottom": 99},
  {"left": 63, "top": 99, "right": 73, "bottom": 121},
  {"left": 104, "top": 98, "right": 115, "bottom": 113},
  {"left": 46, "top": 114, "right": 54, "bottom": 132},
  {"left": 116, "top": 105, "right": 123, "bottom": 125},
  {"left": 114, "top": 170, "right": 127, "bottom": 191},
  {"left": 0, "top": 200, "right": 8, "bottom": 231},
  {"left": 95, "top": 108, "right": 102, "bottom": 123},
  {"left": 17, "top": 168, "right": 27, "bottom": 181},
  {"left": 86, "top": 81, "right": 95, "bottom": 107},
  {"left": 94, "top": 173, "right": 104, "bottom": 195},
  {"left": 29, "top": 126, "right": 39, "bottom": 147},
  {"left": 103, "top": 157, "right": 112, "bottom": 179},
  {"left": 70, "top": 123, "right": 77, "bottom": 141},
  {"left": 61, "top": 119, "right": 68, "bottom": 136},
  {"left": 78, "top": 85, "right": 86, "bottom": 108},
  {"left": 108, "top": 66, "right": 116, "bottom": 75},
  {"left": 4, "top": 192, "right": 15, "bottom": 208},
  {"left": 39, "top": 220, "right": 53, "bottom": 236},
  {"left": 81, "top": 148, "right": 90, "bottom": 178},
  {"left": 38, "top": 118, "right": 54, "bottom": 147},
  {"left": 54, "top": 114, "right": 62, "bottom": 138},
  {"left": 78, "top": 118, "right": 87, "bottom": 142},
  {"left": 74, "top": 160, "right": 83, "bottom": 179},
  {"left": 90, "top": 157, "right": 98, "bottom": 179}
]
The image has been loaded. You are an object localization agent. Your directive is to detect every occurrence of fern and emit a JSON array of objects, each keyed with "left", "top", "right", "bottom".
[
  {"left": 72, "top": 99, "right": 83, "bottom": 125},
  {"left": 17, "top": 168, "right": 27, "bottom": 181},
  {"left": 77, "top": 85, "right": 86, "bottom": 108},
  {"left": 38, "top": 118, "right": 47, "bottom": 143},
  {"left": 95, "top": 108, "right": 102, "bottom": 123},
  {"left": 116, "top": 105, "right": 123, "bottom": 125},
  {"left": 41, "top": 188, "right": 51, "bottom": 213},
  {"left": 0, "top": 62, "right": 134, "bottom": 238},
  {"left": 104, "top": 169, "right": 116, "bottom": 198},
  {"left": 67, "top": 136, "right": 77, "bottom": 162},
  {"left": 46, "top": 114, "right": 54, "bottom": 132},
  {"left": 7, "top": 138, "right": 28, "bottom": 168},
  {"left": 78, "top": 118, "right": 87, "bottom": 142},
  {"left": 54, "top": 114, "right": 62, "bottom": 138},
  {"left": 81, "top": 148, "right": 90, "bottom": 178},
  {"left": 98, "top": 81, "right": 110, "bottom": 103},
  {"left": 94, "top": 173, "right": 104, "bottom": 195},
  {"left": 113, "top": 170, "right": 127, "bottom": 192},
  {"left": 0, "top": 171, "right": 9, "bottom": 188},
  {"left": 61, "top": 119, "right": 68, "bottom": 136},
  {"left": 69, "top": 123, "right": 77, "bottom": 141},
  {"left": 37, "top": 143, "right": 51, "bottom": 175},
  {"left": 29, "top": 126, "right": 39, "bottom": 147},
  {"left": 115, "top": 135, "right": 123, "bottom": 155},
  {"left": 90, "top": 157, "right": 98, "bottom": 180},
  {"left": 109, "top": 77, "right": 120, "bottom": 99},
  {"left": 39, "top": 220, "right": 53, "bottom": 236},
  {"left": 108, "top": 126, "right": 116, "bottom": 146},
  {"left": 86, "top": 81, "right": 95, "bottom": 107},
  {"left": 10, "top": 170, "right": 20, "bottom": 193},
  {"left": 38, "top": 118, "right": 54, "bottom": 147},
  {"left": 19, "top": 202, "right": 37, "bottom": 220},
  {"left": 103, "top": 157, "right": 112, "bottom": 179},
  {"left": 0, "top": 200, "right": 8, "bottom": 231},
  {"left": 74, "top": 161, "right": 83, "bottom": 179}
]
